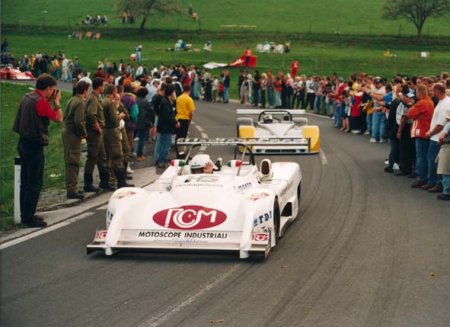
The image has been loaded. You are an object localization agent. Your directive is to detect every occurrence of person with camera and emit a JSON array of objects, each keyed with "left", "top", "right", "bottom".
[
  {"left": 62, "top": 81, "right": 90, "bottom": 199},
  {"left": 13, "top": 74, "right": 63, "bottom": 228}
]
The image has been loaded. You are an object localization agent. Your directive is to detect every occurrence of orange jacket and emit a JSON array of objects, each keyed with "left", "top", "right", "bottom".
[{"left": 407, "top": 96, "right": 434, "bottom": 138}]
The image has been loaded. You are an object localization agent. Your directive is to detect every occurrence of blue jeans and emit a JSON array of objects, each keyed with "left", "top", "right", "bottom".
[
  {"left": 366, "top": 113, "right": 373, "bottom": 135},
  {"left": 427, "top": 140, "right": 441, "bottom": 185},
  {"left": 415, "top": 138, "right": 429, "bottom": 182},
  {"left": 333, "top": 102, "right": 341, "bottom": 128},
  {"left": 313, "top": 95, "right": 322, "bottom": 114},
  {"left": 267, "top": 88, "right": 274, "bottom": 107},
  {"left": 155, "top": 133, "right": 172, "bottom": 164},
  {"left": 275, "top": 92, "right": 281, "bottom": 107},
  {"left": 371, "top": 111, "right": 386, "bottom": 140},
  {"left": 442, "top": 175, "right": 450, "bottom": 195},
  {"left": 223, "top": 87, "right": 229, "bottom": 102},
  {"left": 325, "top": 101, "right": 333, "bottom": 117},
  {"left": 136, "top": 128, "right": 148, "bottom": 156}
]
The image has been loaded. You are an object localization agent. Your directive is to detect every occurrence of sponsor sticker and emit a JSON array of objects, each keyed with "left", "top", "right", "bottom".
[
  {"left": 252, "top": 233, "right": 270, "bottom": 242},
  {"left": 235, "top": 182, "right": 252, "bottom": 192},
  {"left": 113, "top": 190, "right": 137, "bottom": 200},
  {"left": 120, "top": 229, "right": 241, "bottom": 245},
  {"left": 94, "top": 230, "right": 107, "bottom": 242},
  {"left": 253, "top": 211, "right": 272, "bottom": 227},
  {"left": 153, "top": 205, "right": 227, "bottom": 230},
  {"left": 247, "top": 192, "right": 271, "bottom": 201}
]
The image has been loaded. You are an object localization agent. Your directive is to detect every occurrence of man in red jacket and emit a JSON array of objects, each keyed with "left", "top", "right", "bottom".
[
  {"left": 407, "top": 84, "right": 435, "bottom": 188},
  {"left": 13, "top": 74, "right": 63, "bottom": 227}
]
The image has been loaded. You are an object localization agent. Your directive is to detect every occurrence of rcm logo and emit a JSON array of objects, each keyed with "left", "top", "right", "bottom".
[{"left": 153, "top": 205, "right": 227, "bottom": 230}]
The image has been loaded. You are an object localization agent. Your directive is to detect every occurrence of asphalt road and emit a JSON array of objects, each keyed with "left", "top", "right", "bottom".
[{"left": 1, "top": 100, "right": 449, "bottom": 327}]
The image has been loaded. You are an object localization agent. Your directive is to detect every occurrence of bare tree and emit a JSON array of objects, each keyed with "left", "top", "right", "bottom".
[
  {"left": 116, "top": 0, "right": 182, "bottom": 33},
  {"left": 383, "top": 0, "right": 450, "bottom": 39}
]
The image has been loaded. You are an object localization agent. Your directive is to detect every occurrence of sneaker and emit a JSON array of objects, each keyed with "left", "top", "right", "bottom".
[
  {"left": 393, "top": 163, "right": 400, "bottom": 170},
  {"left": 420, "top": 183, "right": 434, "bottom": 191},
  {"left": 369, "top": 138, "right": 377, "bottom": 143},
  {"left": 22, "top": 218, "right": 47, "bottom": 228},
  {"left": 384, "top": 159, "right": 389, "bottom": 165},
  {"left": 364, "top": 131, "right": 370, "bottom": 135},
  {"left": 136, "top": 156, "right": 145, "bottom": 161},
  {"left": 127, "top": 166, "right": 135, "bottom": 174},
  {"left": 411, "top": 180, "right": 427, "bottom": 188},
  {"left": 428, "top": 185, "right": 443, "bottom": 193},
  {"left": 67, "top": 191, "right": 85, "bottom": 200},
  {"left": 351, "top": 130, "right": 361, "bottom": 134},
  {"left": 379, "top": 139, "right": 387, "bottom": 143},
  {"left": 99, "top": 183, "right": 116, "bottom": 191},
  {"left": 84, "top": 185, "right": 100, "bottom": 192},
  {"left": 394, "top": 171, "right": 409, "bottom": 176},
  {"left": 33, "top": 215, "right": 45, "bottom": 222},
  {"left": 437, "top": 193, "right": 450, "bottom": 201}
]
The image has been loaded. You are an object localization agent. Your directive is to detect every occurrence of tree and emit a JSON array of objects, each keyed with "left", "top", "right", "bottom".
[
  {"left": 116, "top": 0, "right": 182, "bottom": 33},
  {"left": 383, "top": 0, "right": 450, "bottom": 39}
]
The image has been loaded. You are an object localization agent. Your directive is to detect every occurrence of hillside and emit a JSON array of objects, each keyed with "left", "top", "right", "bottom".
[{"left": 2, "top": 0, "right": 450, "bottom": 37}]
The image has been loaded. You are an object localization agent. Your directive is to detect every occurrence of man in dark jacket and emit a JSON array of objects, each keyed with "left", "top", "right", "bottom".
[
  {"left": 135, "top": 87, "right": 154, "bottom": 161},
  {"left": 155, "top": 84, "right": 179, "bottom": 168},
  {"left": 62, "top": 81, "right": 90, "bottom": 199},
  {"left": 13, "top": 74, "right": 63, "bottom": 227},
  {"left": 384, "top": 81, "right": 402, "bottom": 173}
]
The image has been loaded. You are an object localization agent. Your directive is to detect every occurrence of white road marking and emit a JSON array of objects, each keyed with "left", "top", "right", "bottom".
[
  {"left": 0, "top": 212, "right": 94, "bottom": 250},
  {"left": 191, "top": 122, "right": 209, "bottom": 149},
  {"left": 320, "top": 149, "right": 328, "bottom": 165},
  {"left": 140, "top": 263, "right": 241, "bottom": 327}
]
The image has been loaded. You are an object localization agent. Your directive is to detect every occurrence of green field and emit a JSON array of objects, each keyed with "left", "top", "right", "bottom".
[
  {"left": 3, "top": 0, "right": 450, "bottom": 37},
  {"left": 2, "top": 0, "right": 450, "bottom": 80}
]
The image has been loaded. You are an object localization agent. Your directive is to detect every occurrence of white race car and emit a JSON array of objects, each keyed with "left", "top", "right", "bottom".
[
  {"left": 237, "top": 109, "right": 320, "bottom": 154},
  {"left": 87, "top": 138, "right": 302, "bottom": 260}
]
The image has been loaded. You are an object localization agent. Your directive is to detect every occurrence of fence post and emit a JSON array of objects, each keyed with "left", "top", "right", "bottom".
[{"left": 14, "top": 156, "right": 21, "bottom": 225}]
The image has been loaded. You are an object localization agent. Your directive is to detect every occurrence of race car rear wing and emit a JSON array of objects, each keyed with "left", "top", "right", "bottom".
[
  {"left": 237, "top": 109, "right": 306, "bottom": 115},
  {"left": 177, "top": 137, "right": 310, "bottom": 169},
  {"left": 177, "top": 137, "right": 308, "bottom": 147}
]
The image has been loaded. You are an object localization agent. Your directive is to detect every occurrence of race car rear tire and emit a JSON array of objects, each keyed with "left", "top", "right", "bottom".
[{"left": 236, "top": 118, "right": 253, "bottom": 137}]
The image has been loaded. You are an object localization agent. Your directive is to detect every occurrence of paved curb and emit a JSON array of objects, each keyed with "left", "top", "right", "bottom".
[{"left": 0, "top": 165, "right": 158, "bottom": 245}]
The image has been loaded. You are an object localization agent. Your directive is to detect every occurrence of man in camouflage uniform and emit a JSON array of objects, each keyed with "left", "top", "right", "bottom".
[
  {"left": 62, "top": 81, "right": 90, "bottom": 199},
  {"left": 83, "top": 78, "right": 114, "bottom": 192},
  {"left": 102, "top": 84, "right": 134, "bottom": 188}
]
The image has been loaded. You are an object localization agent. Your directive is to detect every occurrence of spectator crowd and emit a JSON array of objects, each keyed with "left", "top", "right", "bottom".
[{"left": 9, "top": 47, "right": 450, "bottom": 228}]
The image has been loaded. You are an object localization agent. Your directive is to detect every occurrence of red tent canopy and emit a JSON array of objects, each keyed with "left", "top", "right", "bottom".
[{"left": 229, "top": 54, "right": 257, "bottom": 68}]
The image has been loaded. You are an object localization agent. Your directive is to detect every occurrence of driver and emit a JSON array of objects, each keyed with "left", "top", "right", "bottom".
[
  {"left": 190, "top": 154, "right": 214, "bottom": 174},
  {"left": 262, "top": 114, "right": 273, "bottom": 123}
]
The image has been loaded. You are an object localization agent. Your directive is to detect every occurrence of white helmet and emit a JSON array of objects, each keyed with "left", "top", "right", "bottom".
[
  {"left": 263, "top": 114, "right": 273, "bottom": 123},
  {"left": 190, "top": 154, "right": 211, "bottom": 174}
]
